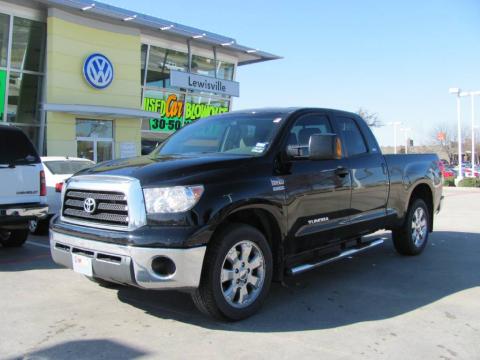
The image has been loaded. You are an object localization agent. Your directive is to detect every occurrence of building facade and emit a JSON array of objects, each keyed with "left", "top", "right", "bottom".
[{"left": 0, "top": 0, "right": 279, "bottom": 161}]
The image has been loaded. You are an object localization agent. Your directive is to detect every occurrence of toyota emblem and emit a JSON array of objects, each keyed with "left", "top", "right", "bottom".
[{"left": 83, "top": 197, "right": 97, "bottom": 214}]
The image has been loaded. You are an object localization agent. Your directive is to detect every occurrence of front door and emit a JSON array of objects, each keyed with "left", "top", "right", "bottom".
[
  {"left": 76, "top": 119, "right": 114, "bottom": 163},
  {"left": 284, "top": 112, "right": 352, "bottom": 255}
]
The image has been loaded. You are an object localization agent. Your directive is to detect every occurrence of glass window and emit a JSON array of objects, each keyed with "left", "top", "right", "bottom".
[
  {"left": 146, "top": 45, "right": 188, "bottom": 88},
  {"left": 43, "top": 160, "right": 94, "bottom": 175},
  {"left": 142, "top": 89, "right": 185, "bottom": 133},
  {"left": 140, "top": 44, "right": 147, "bottom": 85},
  {"left": 76, "top": 119, "right": 113, "bottom": 138},
  {"left": 77, "top": 140, "right": 94, "bottom": 161},
  {"left": 216, "top": 60, "right": 234, "bottom": 80},
  {"left": 153, "top": 112, "right": 284, "bottom": 157},
  {"left": 191, "top": 55, "right": 215, "bottom": 78},
  {"left": 336, "top": 117, "right": 368, "bottom": 156},
  {"left": 184, "top": 94, "right": 229, "bottom": 126},
  {"left": 7, "top": 72, "right": 42, "bottom": 124},
  {"left": 0, "top": 125, "right": 40, "bottom": 164},
  {"left": 0, "top": 13, "right": 9, "bottom": 68},
  {"left": 288, "top": 114, "right": 332, "bottom": 157},
  {"left": 11, "top": 17, "right": 46, "bottom": 72}
]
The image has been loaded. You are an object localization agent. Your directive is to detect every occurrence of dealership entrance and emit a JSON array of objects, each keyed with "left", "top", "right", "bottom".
[{"left": 76, "top": 119, "right": 114, "bottom": 162}]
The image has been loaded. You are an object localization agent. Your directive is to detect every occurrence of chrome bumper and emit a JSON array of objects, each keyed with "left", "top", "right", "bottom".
[
  {"left": 50, "top": 230, "right": 206, "bottom": 290},
  {"left": 1, "top": 204, "right": 48, "bottom": 219}
]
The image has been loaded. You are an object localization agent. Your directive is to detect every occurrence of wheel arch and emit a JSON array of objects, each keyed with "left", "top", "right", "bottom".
[{"left": 407, "top": 182, "right": 434, "bottom": 232}]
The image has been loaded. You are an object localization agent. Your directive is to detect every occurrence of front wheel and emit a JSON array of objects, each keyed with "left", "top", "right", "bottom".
[
  {"left": 392, "top": 198, "right": 430, "bottom": 256},
  {"left": 28, "top": 218, "right": 50, "bottom": 235},
  {"left": 192, "top": 224, "right": 273, "bottom": 321}
]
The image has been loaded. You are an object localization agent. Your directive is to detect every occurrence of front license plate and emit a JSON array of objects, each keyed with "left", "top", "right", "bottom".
[{"left": 72, "top": 254, "right": 93, "bottom": 277}]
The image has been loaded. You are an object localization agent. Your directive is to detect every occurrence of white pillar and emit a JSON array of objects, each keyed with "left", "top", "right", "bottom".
[
  {"left": 472, "top": 94, "right": 475, "bottom": 175},
  {"left": 457, "top": 95, "right": 463, "bottom": 180}
]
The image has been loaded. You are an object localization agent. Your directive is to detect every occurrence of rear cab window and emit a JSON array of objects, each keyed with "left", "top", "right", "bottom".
[
  {"left": 335, "top": 117, "right": 369, "bottom": 157},
  {"left": 0, "top": 126, "right": 40, "bottom": 165}
]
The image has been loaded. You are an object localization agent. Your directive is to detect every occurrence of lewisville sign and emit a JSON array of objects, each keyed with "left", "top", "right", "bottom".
[
  {"left": 143, "top": 94, "right": 229, "bottom": 133},
  {"left": 170, "top": 70, "right": 239, "bottom": 97}
]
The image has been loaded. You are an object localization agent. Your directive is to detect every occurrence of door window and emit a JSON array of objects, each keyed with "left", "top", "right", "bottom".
[
  {"left": 288, "top": 114, "right": 332, "bottom": 156},
  {"left": 336, "top": 117, "right": 368, "bottom": 157}
]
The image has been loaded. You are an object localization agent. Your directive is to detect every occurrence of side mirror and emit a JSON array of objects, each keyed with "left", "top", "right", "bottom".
[{"left": 309, "top": 134, "right": 341, "bottom": 160}]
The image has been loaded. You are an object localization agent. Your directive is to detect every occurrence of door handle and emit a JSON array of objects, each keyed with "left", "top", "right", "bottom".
[{"left": 335, "top": 167, "right": 349, "bottom": 177}]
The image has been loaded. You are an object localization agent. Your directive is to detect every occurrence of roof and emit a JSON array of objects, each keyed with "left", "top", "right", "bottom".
[{"left": 35, "top": 0, "right": 281, "bottom": 65}]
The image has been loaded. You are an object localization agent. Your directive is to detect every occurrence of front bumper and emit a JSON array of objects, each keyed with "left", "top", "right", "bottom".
[{"left": 50, "top": 230, "right": 206, "bottom": 290}]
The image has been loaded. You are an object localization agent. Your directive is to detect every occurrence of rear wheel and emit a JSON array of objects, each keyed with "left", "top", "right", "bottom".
[
  {"left": 392, "top": 198, "right": 430, "bottom": 255},
  {"left": 192, "top": 224, "right": 273, "bottom": 321},
  {"left": 0, "top": 229, "right": 29, "bottom": 248}
]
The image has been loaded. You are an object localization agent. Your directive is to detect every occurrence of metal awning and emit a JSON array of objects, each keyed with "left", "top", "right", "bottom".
[
  {"left": 42, "top": 103, "right": 158, "bottom": 119},
  {"left": 34, "top": 0, "right": 281, "bottom": 65}
]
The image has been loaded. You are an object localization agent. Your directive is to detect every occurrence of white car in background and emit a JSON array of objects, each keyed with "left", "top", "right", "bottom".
[{"left": 29, "top": 157, "right": 95, "bottom": 234}]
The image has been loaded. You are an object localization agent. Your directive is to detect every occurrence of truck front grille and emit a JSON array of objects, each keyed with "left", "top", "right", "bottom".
[{"left": 62, "top": 189, "right": 129, "bottom": 227}]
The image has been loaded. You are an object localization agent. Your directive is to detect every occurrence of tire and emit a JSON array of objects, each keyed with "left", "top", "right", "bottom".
[
  {"left": 29, "top": 218, "right": 50, "bottom": 235},
  {"left": 392, "top": 198, "right": 430, "bottom": 256},
  {"left": 192, "top": 223, "right": 273, "bottom": 321},
  {"left": 0, "top": 229, "right": 29, "bottom": 248}
]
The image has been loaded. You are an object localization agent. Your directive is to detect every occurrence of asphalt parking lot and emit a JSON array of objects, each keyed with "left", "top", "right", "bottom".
[{"left": 1, "top": 187, "right": 479, "bottom": 360}]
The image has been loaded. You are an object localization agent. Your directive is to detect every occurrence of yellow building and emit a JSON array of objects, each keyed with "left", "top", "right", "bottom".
[{"left": 0, "top": 0, "right": 279, "bottom": 162}]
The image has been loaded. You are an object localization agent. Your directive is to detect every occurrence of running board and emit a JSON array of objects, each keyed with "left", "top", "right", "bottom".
[{"left": 288, "top": 238, "right": 386, "bottom": 276}]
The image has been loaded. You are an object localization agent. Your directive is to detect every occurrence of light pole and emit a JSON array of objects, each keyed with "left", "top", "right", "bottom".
[
  {"left": 450, "top": 88, "right": 480, "bottom": 180},
  {"left": 387, "top": 121, "right": 402, "bottom": 154},
  {"left": 449, "top": 88, "right": 463, "bottom": 181}
]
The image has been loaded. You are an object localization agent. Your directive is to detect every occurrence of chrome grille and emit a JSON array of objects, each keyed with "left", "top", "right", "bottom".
[{"left": 62, "top": 189, "right": 129, "bottom": 227}]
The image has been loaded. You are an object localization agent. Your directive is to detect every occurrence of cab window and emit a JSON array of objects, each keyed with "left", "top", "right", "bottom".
[
  {"left": 287, "top": 114, "right": 332, "bottom": 156},
  {"left": 336, "top": 117, "right": 368, "bottom": 156}
]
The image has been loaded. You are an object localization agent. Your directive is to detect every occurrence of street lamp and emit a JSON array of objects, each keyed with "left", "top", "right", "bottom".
[
  {"left": 450, "top": 88, "right": 480, "bottom": 180},
  {"left": 449, "top": 88, "right": 463, "bottom": 181},
  {"left": 387, "top": 121, "right": 402, "bottom": 154}
]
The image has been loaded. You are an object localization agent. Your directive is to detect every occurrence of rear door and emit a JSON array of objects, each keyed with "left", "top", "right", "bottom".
[
  {"left": 333, "top": 115, "right": 389, "bottom": 235},
  {"left": 0, "top": 127, "right": 42, "bottom": 205},
  {"left": 284, "top": 112, "right": 352, "bottom": 255}
]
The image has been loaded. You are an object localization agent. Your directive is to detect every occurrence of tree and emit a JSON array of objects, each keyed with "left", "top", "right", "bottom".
[{"left": 357, "top": 108, "right": 382, "bottom": 127}]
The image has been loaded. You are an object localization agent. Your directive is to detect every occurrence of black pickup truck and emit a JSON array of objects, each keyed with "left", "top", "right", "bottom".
[{"left": 50, "top": 108, "right": 443, "bottom": 320}]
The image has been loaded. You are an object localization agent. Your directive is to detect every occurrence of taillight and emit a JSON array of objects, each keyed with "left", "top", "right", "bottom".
[
  {"left": 55, "top": 182, "right": 63, "bottom": 193},
  {"left": 40, "top": 170, "right": 47, "bottom": 196}
]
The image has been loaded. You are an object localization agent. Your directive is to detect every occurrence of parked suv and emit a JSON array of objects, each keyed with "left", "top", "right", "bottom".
[{"left": 0, "top": 125, "right": 48, "bottom": 247}]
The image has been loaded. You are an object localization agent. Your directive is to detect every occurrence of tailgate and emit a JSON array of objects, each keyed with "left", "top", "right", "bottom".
[{"left": 0, "top": 163, "right": 43, "bottom": 205}]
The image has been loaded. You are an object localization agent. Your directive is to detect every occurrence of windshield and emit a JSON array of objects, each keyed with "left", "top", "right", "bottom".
[
  {"left": 153, "top": 112, "right": 285, "bottom": 157},
  {"left": 43, "top": 160, "right": 94, "bottom": 175}
]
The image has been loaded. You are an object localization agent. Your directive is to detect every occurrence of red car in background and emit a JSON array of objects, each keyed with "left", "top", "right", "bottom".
[{"left": 439, "top": 162, "right": 455, "bottom": 178}]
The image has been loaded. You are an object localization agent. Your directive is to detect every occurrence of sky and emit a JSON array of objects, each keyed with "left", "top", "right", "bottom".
[{"left": 103, "top": 0, "right": 480, "bottom": 146}]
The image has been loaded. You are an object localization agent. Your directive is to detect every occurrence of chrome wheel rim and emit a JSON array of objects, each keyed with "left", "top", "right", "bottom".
[
  {"left": 29, "top": 220, "right": 37, "bottom": 233},
  {"left": 411, "top": 207, "right": 427, "bottom": 247},
  {"left": 220, "top": 240, "right": 266, "bottom": 309}
]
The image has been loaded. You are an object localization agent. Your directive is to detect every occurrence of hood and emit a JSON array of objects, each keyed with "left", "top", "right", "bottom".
[{"left": 76, "top": 154, "right": 254, "bottom": 186}]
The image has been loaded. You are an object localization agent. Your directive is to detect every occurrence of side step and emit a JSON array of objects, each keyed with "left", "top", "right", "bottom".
[{"left": 288, "top": 238, "right": 386, "bottom": 276}]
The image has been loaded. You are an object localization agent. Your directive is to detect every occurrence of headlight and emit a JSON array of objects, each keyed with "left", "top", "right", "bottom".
[{"left": 143, "top": 185, "right": 204, "bottom": 214}]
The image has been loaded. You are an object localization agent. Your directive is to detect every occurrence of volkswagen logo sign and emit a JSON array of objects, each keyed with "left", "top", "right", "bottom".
[
  {"left": 83, "top": 197, "right": 97, "bottom": 214},
  {"left": 83, "top": 53, "right": 114, "bottom": 89}
]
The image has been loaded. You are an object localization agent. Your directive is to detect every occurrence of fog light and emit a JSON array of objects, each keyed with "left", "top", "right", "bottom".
[{"left": 151, "top": 256, "right": 176, "bottom": 278}]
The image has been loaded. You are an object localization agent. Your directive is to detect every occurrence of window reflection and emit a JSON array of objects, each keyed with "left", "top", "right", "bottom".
[
  {"left": 11, "top": 17, "right": 45, "bottom": 72},
  {"left": 7, "top": 72, "right": 42, "bottom": 124},
  {"left": 146, "top": 46, "right": 188, "bottom": 88},
  {"left": 0, "top": 13, "right": 9, "bottom": 68}
]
